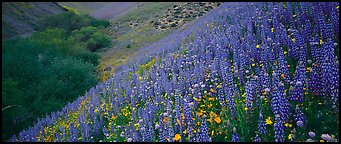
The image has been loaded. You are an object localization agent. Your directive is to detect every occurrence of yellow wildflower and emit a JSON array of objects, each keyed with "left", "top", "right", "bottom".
[
  {"left": 281, "top": 73, "right": 285, "bottom": 78},
  {"left": 45, "top": 134, "right": 52, "bottom": 142},
  {"left": 288, "top": 133, "right": 294, "bottom": 140},
  {"left": 256, "top": 44, "right": 260, "bottom": 48},
  {"left": 183, "top": 130, "right": 187, "bottom": 134},
  {"left": 177, "top": 119, "right": 181, "bottom": 126},
  {"left": 244, "top": 107, "right": 249, "bottom": 111},
  {"left": 292, "top": 38, "right": 296, "bottom": 43},
  {"left": 242, "top": 93, "right": 246, "bottom": 98},
  {"left": 214, "top": 117, "right": 221, "bottom": 123},
  {"left": 320, "top": 39, "right": 324, "bottom": 45},
  {"left": 197, "top": 111, "right": 203, "bottom": 117},
  {"left": 285, "top": 123, "right": 292, "bottom": 128},
  {"left": 252, "top": 63, "right": 256, "bottom": 66},
  {"left": 193, "top": 97, "right": 200, "bottom": 102},
  {"left": 210, "top": 88, "right": 215, "bottom": 93},
  {"left": 134, "top": 123, "right": 139, "bottom": 131},
  {"left": 174, "top": 134, "right": 181, "bottom": 141},
  {"left": 210, "top": 111, "right": 218, "bottom": 117},
  {"left": 266, "top": 116, "right": 273, "bottom": 125},
  {"left": 211, "top": 130, "right": 214, "bottom": 136},
  {"left": 208, "top": 97, "right": 215, "bottom": 101},
  {"left": 306, "top": 67, "right": 311, "bottom": 72},
  {"left": 284, "top": 51, "right": 288, "bottom": 55},
  {"left": 320, "top": 140, "right": 325, "bottom": 142},
  {"left": 271, "top": 27, "right": 274, "bottom": 32},
  {"left": 111, "top": 115, "right": 116, "bottom": 120}
]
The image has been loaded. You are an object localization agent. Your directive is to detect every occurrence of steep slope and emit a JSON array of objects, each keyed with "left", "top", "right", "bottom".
[
  {"left": 2, "top": 2, "right": 66, "bottom": 40},
  {"left": 8, "top": 2, "right": 340, "bottom": 142},
  {"left": 57, "top": 2, "right": 114, "bottom": 15},
  {"left": 89, "top": 2, "right": 140, "bottom": 20}
]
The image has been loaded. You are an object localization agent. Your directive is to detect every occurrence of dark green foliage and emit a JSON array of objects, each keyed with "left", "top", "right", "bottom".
[
  {"left": 71, "top": 26, "right": 111, "bottom": 52},
  {"left": 38, "top": 11, "right": 110, "bottom": 34},
  {"left": 2, "top": 36, "right": 98, "bottom": 141},
  {"left": 2, "top": 11, "right": 111, "bottom": 141},
  {"left": 127, "top": 43, "right": 132, "bottom": 48}
]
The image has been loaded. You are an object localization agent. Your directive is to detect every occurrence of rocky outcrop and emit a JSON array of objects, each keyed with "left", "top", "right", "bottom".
[{"left": 154, "top": 2, "right": 221, "bottom": 31}]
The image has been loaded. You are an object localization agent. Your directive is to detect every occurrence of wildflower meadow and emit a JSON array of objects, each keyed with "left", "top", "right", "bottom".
[{"left": 8, "top": 2, "right": 339, "bottom": 142}]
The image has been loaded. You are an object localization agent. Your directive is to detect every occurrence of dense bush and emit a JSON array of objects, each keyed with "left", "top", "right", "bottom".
[
  {"left": 71, "top": 26, "right": 111, "bottom": 52},
  {"left": 2, "top": 11, "right": 111, "bottom": 141},
  {"left": 38, "top": 11, "right": 110, "bottom": 34},
  {"left": 2, "top": 35, "right": 98, "bottom": 141}
]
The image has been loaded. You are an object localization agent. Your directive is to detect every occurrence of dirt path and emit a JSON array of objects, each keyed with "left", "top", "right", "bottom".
[{"left": 89, "top": 2, "right": 141, "bottom": 20}]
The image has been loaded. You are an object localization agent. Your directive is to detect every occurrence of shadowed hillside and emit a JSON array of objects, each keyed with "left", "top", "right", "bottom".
[{"left": 2, "top": 2, "right": 66, "bottom": 40}]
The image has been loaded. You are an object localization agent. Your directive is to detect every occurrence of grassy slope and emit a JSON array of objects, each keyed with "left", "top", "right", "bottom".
[
  {"left": 98, "top": 2, "right": 179, "bottom": 73},
  {"left": 57, "top": 2, "right": 114, "bottom": 14}
]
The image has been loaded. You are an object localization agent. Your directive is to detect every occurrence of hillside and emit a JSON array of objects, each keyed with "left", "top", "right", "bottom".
[
  {"left": 57, "top": 2, "right": 114, "bottom": 15},
  {"left": 8, "top": 2, "right": 339, "bottom": 142},
  {"left": 2, "top": 2, "right": 66, "bottom": 40},
  {"left": 98, "top": 2, "right": 221, "bottom": 80}
]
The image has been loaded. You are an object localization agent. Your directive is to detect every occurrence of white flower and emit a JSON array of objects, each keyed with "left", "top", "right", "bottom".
[
  {"left": 296, "top": 81, "right": 302, "bottom": 86},
  {"left": 194, "top": 84, "right": 199, "bottom": 88},
  {"left": 140, "top": 127, "right": 145, "bottom": 131},
  {"left": 308, "top": 131, "right": 315, "bottom": 138},
  {"left": 306, "top": 138, "right": 315, "bottom": 142},
  {"left": 155, "top": 124, "right": 160, "bottom": 129},
  {"left": 189, "top": 102, "right": 194, "bottom": 107},
  {"left": 321, "top": 134, "right": 335, "bottom": 142},
  {"left": 127, "top": 138, "right": 133, "bottom": 142},
  {"left": 296, "top": 121, "right": 304, "bottom": 127}
]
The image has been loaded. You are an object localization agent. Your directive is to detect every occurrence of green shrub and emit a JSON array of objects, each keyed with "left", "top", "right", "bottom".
[
  {"left": 1, "top": 12, "right": 106, "bottom": 140},
  {"left": 38, "top": 11, "right": 110, "bottom": 33}
]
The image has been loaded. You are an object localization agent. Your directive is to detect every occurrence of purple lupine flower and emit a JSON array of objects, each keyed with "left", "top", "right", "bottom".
[
  {"left": 245, "top": 79, "right": 256, "bottom": 114},
  {"left": 217, "top": 88, "right": 226, "bottom": 107},
  {"left": 254, "top": 134, "right": 261, "bottom": 142},
  {"left": 232, "top": 127, "right": 240, "bottom": 142},
  {"left": 274, "top": 114, "right": 284, "bottom": 142},
  {"left": 294, "top": 105, "right": 305, "bottom": 125},
  {"left": 258, "top": 112, "right": 267, "bottom": 135},
  {"left": 197, "top": 116, "right": 211, "bottom": 142},
  {"left": 290, "top": 61, "right": 305, "bottom": 102}
]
